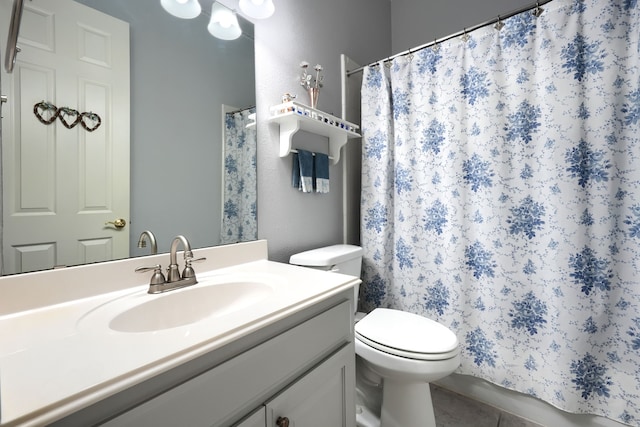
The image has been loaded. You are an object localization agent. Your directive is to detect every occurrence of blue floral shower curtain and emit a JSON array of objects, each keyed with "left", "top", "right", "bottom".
[
  {"left": 360, "top": 0, "right": 640, "bottom": 424},
  {"left": 221, "top": 107, "right": 257, "bottom": 244}
]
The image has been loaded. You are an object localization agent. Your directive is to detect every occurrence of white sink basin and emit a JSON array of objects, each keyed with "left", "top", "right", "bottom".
[
  {"left": 78, "top": 279, "right": 273, "bottom": 333},
  {"left": 112, "top": 281, "right": 271, "bottom": 332}
]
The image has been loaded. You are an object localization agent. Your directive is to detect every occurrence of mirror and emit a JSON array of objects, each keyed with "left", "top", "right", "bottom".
[{"left": 0, "top": 0, "right": 257, "bottom": 275}]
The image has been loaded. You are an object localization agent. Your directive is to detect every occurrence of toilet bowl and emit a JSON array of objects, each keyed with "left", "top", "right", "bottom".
[
  {"left": 354, "top": 308, "right": 460, "bottom": 427},
  {"left": 289, "top": 245, "right": 460, "bottom": 427}
]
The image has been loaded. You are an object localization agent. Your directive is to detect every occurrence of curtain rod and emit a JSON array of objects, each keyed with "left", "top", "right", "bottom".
[
  {"left": 226, "top": 105, "right": 256, "bottom": 115},
  {"left": 346, "top": 0, "right": 554, "bottom": 77}
]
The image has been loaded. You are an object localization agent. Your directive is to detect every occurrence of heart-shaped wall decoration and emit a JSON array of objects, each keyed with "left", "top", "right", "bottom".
[
  {"left": 33, "top": 101, "right": 59, "bottom": 124},
  {"left": 80, "top": 112, "right": 102, "bottom": 132},
  {"left": 58, "top": 107, "right": 81, "bottom": 129}
]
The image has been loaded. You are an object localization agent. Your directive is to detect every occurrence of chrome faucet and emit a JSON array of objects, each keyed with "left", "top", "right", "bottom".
[
  {"left": 137, "top": 230, "right": 158, "bottom": 255},
  {"left": 135, "top": 235, "right": 206, "bottom": 294},
  {"left": 167, "top": 235, "right": 194, "bottom": 282}
]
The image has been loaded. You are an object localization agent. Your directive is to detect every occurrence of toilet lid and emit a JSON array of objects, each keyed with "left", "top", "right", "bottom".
[{"left": 355, "top": 308, "right": 458, "bottom": 358}]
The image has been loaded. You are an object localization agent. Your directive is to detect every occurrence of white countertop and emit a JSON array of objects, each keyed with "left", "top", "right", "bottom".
[{"left": 0, "top": 241, "right": 359, "bottom": 426}]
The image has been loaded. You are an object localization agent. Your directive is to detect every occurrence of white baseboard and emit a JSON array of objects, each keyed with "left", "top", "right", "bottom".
[{"left": 436, "top": 374, "right": 626, "bottom": 427}]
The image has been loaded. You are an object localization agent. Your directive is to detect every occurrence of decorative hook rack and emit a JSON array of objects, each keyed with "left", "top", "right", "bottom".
[
  {"left": 268, "top": 101, "right": 360, "bottom": 165},
  {"left": 33, "top": 101, "right": 102, "bottom": 131}
]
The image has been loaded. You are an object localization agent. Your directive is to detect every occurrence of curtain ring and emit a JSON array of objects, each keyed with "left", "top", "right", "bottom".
[
  {"left": 532, "top": 2, "right": 544, "bottom": 17},
  {"left": 461, "top": 28, "right": 470, "bottom": 42},
  {"left": 494, "top": 15, "right": 505, "bottom": 31},
  {"left": 407, "top": 48, "right": 414, "bottom": 62}
]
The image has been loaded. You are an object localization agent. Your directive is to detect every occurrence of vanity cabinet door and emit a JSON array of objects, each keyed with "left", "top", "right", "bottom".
[{"left": 266, "top": 344, "right": 356, "bottom": 427}]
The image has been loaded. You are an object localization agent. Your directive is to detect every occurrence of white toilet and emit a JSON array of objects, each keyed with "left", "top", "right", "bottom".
[{"left": 290, "top": 244, "right": 460, "bottom": 427}]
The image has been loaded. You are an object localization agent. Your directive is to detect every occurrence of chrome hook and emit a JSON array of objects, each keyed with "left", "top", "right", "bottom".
[
  {"left": 460, "top": 28, "right": 470, "bottom": 42},
  {"left": 532, "top": 2, "right": 544, "bottom": 17}
]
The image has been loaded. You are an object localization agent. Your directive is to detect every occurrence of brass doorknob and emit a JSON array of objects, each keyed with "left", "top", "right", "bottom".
[
  {"left": 276, "top": 416, "right": 290, "bottom": 427},
  {"left": 105, "top": 218, "right": 127, "bottom": 229}
]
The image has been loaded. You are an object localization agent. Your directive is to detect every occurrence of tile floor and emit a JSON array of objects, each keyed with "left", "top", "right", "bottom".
[{"left": 432, "top": 385, "right": 544, "bottom": 427}]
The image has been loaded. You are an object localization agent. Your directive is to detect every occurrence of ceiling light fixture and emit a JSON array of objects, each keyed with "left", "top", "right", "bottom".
[
  {"left": 208, "top": 2, "right": 242, "bottom": 40},
  {"left": 160, "top": 0, "right": 202, "bottom": 19}
]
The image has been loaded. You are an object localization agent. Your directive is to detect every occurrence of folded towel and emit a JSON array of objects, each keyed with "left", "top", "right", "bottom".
[
  {"left": 292, "top": 152, "right": 300, "bottom": 189},
  {"left": 296, "top": 149, "right": 314, "bottom": 193},
  {"left": 314, "top": 152, "right": 330, "bottom": 193}
]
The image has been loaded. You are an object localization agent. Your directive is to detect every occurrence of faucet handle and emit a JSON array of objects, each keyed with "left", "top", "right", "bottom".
[
  {"left": 182, "top": 256, "right": 206, "bottom": 279},
  {"left": 185, "top": 256, "right": 206, "bottom": 265},
  {"left": 135, "top": 264, "right": 166, "bottom": 285}
]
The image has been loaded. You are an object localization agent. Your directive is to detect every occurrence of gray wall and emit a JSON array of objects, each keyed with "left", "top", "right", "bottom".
[
  {"left": 254, "top": 0, "right": 391, "bottom": 262},
  {"left": 391, "top": 0, "right": 533, "bottom": 53}
]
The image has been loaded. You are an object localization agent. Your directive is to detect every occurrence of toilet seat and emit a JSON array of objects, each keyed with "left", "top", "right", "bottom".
[{"left": 355, "top": 308, "right": 459, "bottom": 361}]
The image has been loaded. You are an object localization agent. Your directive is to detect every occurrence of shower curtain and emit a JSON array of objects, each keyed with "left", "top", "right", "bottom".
[
  {"left": 360, "top": 0, "right": 640, "bottom": 424},
  {"left": 220, "top": 107, "right": 257, "bottom": 244}
]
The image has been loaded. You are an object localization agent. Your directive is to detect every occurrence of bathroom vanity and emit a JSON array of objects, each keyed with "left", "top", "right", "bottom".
[{"left": 0, "top": 240, "right": 359, "bottom": 426}]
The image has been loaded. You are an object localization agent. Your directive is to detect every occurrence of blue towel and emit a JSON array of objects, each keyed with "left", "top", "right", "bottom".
[
  {"left": 292, "top": 152, "right": 300, "bottom": 189},
  {"left": 314, "top": 152, "right": 330, "bottom": 193},
  {"left": 294, "top": 149, "right": 314, "bottom": 193}
]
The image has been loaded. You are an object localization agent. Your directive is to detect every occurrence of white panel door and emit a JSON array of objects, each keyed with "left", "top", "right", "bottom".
[{"left": 0, "top": 0, "right": 130, "bottom": 274}]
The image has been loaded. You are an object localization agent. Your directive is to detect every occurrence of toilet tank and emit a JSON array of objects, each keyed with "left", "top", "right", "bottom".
[
  {"left": 289, "top": 245, "right": 363, "bottom": 311},
  {"left": 289, "top": 244, "right": 363, "bottom": 277}
]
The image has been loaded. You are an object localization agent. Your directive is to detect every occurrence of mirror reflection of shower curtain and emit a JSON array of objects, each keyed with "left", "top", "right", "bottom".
[{"left": 221, "top": 107, "right": 257, "bottom": 244}]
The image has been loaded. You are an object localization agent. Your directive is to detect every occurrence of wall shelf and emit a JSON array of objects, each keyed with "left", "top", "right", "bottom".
[{"left": 268, "top": 101, "right": 360, "bottom": 165}]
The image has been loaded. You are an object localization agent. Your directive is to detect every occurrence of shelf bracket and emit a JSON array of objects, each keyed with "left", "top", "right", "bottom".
[
  {"left": 327, "top": 132, "right": 348, "bottom": 165},
  {"left": 278, "top": 117, "right": 301, "bottom": 158}
]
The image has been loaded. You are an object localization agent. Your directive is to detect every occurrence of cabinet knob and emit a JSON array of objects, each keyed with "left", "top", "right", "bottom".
[{"left": 276, "top": 416, "right": 290, "bottom": 427}]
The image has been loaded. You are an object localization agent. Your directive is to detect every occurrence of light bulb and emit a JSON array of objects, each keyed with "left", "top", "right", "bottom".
[
  {"left": 160, "top": 0, "right": 201, "bottom": 19},
  {"left": 218, "top": 12, "right": 234, "bottom": 28},
  {"left": 238, "top": 0, "right": 274, "bottom": 19},
  {"left": 208, "top": 3, "right": 242, "bottom": 40}
]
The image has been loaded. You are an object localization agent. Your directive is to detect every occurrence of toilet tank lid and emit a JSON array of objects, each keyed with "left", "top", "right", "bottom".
[{"left": 289, "top": 244, "right": 363, "bottom": 267}]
